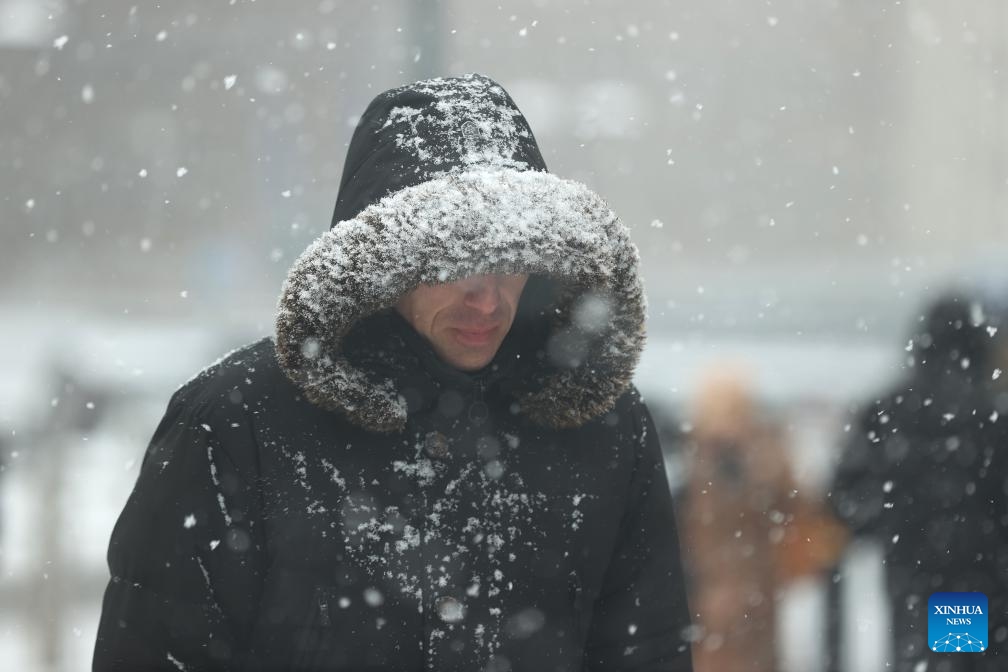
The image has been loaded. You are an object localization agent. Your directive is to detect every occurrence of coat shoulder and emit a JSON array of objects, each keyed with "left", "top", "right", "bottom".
[
  {"left": 608, "top": 384, "right": 651, "bottom": 432},
  {"left": 172, "top": 336, "right": 287, "bottom": 410}
]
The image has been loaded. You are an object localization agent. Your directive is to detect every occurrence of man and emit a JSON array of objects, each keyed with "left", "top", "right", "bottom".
[
  {"left": 831, "top": 293, "right": 1007, "bottom": 672},
  {"left": 94, "top": 73, "right": 693, "bottom": 671}
]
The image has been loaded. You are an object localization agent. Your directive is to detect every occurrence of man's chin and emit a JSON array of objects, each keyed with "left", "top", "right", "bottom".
[{"left": 449, "top": 355, "right": 494, "bottom": 372}]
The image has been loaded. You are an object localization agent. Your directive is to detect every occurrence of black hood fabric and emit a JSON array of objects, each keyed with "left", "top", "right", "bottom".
[
  {"left": 331, "top": 73, "right": 548, "bottom": 226},
  {"left": 94, "top": 74, "right": 692, "bottom": 672},
  {"left": 275, "top": 73, "right": 647, "bottom": 434}
]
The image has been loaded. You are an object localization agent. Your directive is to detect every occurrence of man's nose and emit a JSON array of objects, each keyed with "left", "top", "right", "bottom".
[{"left": 461, "top": 276, "right": 502, "bottom": 314}]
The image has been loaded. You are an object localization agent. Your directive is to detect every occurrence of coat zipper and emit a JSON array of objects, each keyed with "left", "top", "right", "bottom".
[
  {"left": 316, "top": 587, "right": 331, "bottom": 627},
  {"left": 468, "top": 377, "right": 489, "bottom": 426}
]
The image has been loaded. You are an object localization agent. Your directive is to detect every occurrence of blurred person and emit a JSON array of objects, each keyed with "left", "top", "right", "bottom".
[
  {"left": 679, "top": 368, "right": 846, "bottom": 672},
  {"left": 93, "top": 74, "right": 693, "bottom": 671},
  {"left": 830, "top": 292, "right": 1008, "bottom": 672}
]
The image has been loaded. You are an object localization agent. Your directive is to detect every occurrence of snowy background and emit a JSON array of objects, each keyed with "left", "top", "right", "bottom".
[{"left": 1, "top": 1, "right": 1006, "bottom": 670}]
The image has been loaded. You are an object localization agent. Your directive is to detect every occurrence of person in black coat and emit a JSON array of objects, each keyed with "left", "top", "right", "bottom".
[
  {"left": 831, "top": 292, "right": 1008, "bottom": 672},
  {"left": 93, "top": 74, "right": 694, "bottom": 671}
]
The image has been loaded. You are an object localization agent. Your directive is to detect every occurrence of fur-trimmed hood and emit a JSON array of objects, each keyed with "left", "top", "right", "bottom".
[{"left": 275, "top": 74, "right": 646, "bottom": 433}]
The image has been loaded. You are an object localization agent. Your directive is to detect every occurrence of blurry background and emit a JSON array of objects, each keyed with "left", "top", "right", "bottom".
[{"left": 1, "top": 0, "right": 1006, "bottom": 670}]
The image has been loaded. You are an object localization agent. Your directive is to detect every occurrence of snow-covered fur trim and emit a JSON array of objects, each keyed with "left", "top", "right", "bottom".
[{"left": 275, "top": 168, "right": 646, "bottom": 433}]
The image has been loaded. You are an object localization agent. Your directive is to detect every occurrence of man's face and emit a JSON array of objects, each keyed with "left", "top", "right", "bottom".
[{"left": 395, "top": 273, "right": 529, "bottom": 371}]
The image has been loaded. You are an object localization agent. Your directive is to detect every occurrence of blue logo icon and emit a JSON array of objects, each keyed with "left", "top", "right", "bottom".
[{"left": 929, "top": 592, "right": 987, "bottom": 653}]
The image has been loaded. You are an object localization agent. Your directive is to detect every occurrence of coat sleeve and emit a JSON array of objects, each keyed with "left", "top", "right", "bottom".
[
  {"left": 583, "top": 396, "right": 694, "bottom": 672},
  {"left": 828, "top": 401, "right": 893, "bottom": 538},
  {"left": 93, "top": 387, "right": 266, "bottom": 671}
]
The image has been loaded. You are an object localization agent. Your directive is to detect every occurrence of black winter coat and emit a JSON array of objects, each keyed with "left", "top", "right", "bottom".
[{"left": 94, "top": 73, "right": 693, "bottom": 671}]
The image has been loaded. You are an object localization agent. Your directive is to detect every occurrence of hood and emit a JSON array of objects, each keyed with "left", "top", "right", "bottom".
[
  {"left": 910, "top": 292, "right": 995, "bottom": 379},
  {"left": 275, "top": 74, "right": 646, "bottom": 433}
]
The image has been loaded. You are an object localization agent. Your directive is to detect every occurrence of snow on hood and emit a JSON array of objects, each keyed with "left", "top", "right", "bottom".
[{"left": 275, "top": 169, "right": 646, "bottom": 433}]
